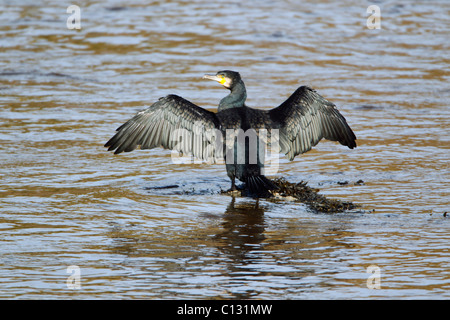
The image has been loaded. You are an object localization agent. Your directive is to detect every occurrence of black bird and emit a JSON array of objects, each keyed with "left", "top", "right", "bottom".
[{"left": 105, "top": 70, "right": 356, "bottom": 197}]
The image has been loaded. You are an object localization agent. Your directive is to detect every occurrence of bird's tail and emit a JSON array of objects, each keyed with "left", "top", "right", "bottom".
[{"left": 245, "top": 175, "right": 278, "bottom": 198}]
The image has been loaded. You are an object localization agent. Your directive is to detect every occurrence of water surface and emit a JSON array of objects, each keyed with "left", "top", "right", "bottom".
[{"left": 0, "top": 0, "right": 449, "bottom": 299}]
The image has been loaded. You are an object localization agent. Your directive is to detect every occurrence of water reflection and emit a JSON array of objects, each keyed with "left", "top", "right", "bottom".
[
  {"left": 215, "top": 197, "right": 266, "bottom": 260},
  {"left": 103, "top": 195, "right": 363, "bottom": 299},
  {"left": 106, "top": 196, "right": 269, "bottom": 259}
]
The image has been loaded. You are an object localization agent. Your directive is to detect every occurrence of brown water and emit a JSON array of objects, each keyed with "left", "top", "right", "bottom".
[{"left": 0, "top": 0, "right": 449, "bottom": 299}]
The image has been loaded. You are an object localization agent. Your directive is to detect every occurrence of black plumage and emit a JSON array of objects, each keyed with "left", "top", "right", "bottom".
[{"left": 105, "top": 70, "right": 356, "bottom": 197}]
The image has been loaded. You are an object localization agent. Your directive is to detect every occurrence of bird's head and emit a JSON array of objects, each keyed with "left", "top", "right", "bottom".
[{"left": 203, "top": 70, "right": 242, "bottom": 90}]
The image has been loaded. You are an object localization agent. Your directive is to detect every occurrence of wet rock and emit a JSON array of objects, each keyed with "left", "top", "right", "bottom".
[
  {"left": 145, "top": 185, "right": 179, "bottom": 190},
  {"left": 223, "top": 177, "right": 358, "bottom": 213},
  {"left": 270, "top": 178, "right": 357, "bottom": 213}
]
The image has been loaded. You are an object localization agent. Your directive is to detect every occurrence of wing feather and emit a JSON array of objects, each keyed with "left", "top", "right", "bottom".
[
  {"left": 105, "top": 95, "right": 221, "bottom": 162},
  {"left": 269, "top": 86, "right": 356, "bottom": 160}
]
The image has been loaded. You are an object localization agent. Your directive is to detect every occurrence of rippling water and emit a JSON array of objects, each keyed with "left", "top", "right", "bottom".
[{"left": 0, "top": 0, "right": 449, "bottom": 299}]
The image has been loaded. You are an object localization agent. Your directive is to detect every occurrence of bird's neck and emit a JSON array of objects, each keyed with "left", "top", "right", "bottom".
[{"left": 218, "top": 80, "right": 247, "bottom": 111}]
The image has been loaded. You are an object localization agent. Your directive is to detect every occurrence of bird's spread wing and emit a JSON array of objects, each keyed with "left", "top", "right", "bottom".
[
  {"left": 269, "top": 86, "right": 356, "bottom": 161},
  {"left": 105, "top": 95, "right": 221, "bottom": 163}
]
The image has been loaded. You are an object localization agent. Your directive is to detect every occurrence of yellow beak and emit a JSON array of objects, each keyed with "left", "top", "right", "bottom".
[{"left": 203, "top": 74, "right": 228, "bottom": 86}]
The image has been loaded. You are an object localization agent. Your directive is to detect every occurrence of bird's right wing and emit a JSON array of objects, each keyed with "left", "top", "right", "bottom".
[
  {"left": 269, "top": 86, "right": 356, "bottom": 161},
  {"left": 105, "top": 95, "right": 222, "bottom": 163}
]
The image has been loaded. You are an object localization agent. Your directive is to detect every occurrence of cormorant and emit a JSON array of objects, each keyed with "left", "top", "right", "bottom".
[{"left": 105, "top": 70, "right": 356, "bottom": 197}]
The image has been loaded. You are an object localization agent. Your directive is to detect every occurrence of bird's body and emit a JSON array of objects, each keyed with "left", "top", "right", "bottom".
[{"left": 105, "top": 71, "right": 356, "bottom": 197}]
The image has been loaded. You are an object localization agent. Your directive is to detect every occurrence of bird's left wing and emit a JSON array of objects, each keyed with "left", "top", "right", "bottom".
[
  {"left": 269, "top": 86, "right": 357, "bottom": 161},
  {"left": 105, "top": 95, "right": 222, "bottom": 163}
]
